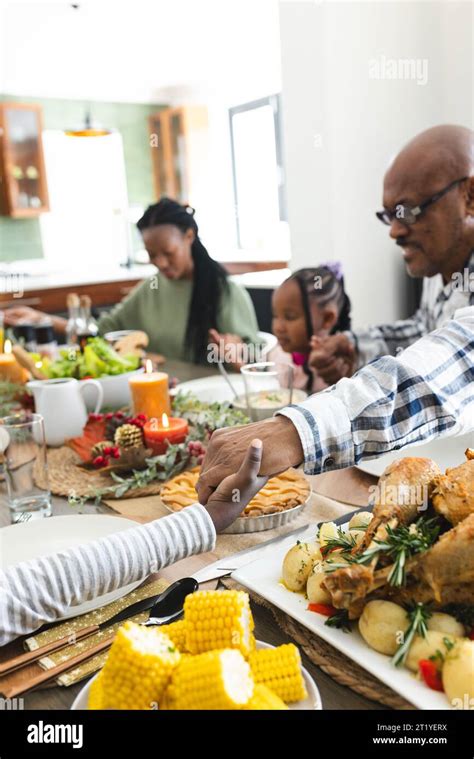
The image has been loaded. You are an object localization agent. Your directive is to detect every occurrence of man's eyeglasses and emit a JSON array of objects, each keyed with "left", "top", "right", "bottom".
[{"left": 375, "top": 176, "right": 468, "bottom": 226}]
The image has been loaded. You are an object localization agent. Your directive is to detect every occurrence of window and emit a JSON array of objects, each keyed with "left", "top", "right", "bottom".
[
  {"left": 229, "top": 95, "right": 288, "bottom": 255},
  {"left": 39, "top": 130, "right": 131, "bottom": 270}
]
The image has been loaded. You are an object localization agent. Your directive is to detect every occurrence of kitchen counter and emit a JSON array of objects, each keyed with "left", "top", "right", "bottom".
[
  {"left": 0, "top": 261, "right": 288, "bottom": 330},
  {"left": 0, "top": 262, "right": 157, "bottom": 294}
]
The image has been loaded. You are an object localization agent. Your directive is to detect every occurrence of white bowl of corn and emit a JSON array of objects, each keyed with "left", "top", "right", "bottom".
[{"left": 71, "top": 589, "right": 322, "bottom": 711}]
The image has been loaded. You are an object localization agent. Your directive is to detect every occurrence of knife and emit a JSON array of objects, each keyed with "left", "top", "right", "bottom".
[{"left": 189, "top": 521, "right": 318, "bottom": 582}]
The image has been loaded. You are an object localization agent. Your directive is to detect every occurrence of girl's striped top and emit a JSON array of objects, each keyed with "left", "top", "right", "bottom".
[{"left": 0, "top": 503, "right": 215, "bottom": 646}]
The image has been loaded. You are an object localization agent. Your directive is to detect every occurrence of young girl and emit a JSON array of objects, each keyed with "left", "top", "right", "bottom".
[{"left": 270, "top": 264, "right": 352, "bottom": 394}]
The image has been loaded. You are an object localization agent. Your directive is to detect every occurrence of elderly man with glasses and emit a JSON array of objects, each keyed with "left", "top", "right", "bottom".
[{"left": 309, "top": 124, "right": 474, "bottom": 385}]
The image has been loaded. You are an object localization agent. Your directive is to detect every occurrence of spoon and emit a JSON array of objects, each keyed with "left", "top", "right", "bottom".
[
  {"left": 217, "top": 360, "right": 239, "bottom": 400},
  {"left": 141, "top": 577, "right": 198, "bottom": 626}
]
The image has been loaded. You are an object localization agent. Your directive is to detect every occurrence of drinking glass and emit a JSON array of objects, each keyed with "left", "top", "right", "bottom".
[
  {"left": 0, "top": 412, "right": 52, "bottom": 523},
  {"left": 238, "top": 362, "right": 305, "bottom": 421}
]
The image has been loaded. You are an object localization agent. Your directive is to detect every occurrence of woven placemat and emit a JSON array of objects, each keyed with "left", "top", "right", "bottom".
[
  {"left": 38, "top": 447, "right": 163, "bottom": 500},
  {"left": 223, "top": 577, "right": 413, "bottom": 710}
]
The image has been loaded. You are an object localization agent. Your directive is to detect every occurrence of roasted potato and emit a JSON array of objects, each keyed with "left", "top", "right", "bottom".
[
  {"left": 442, "top": 641, "right": 474, "bottom": 707},
  {"left": 306, "top": 561, "right": 332, "bottom": 604},
  {"left": 405, "top": 631, "right": 458, "bottom": 672},
  {"left": 427, "top": 612, "right": 465, "bottom": 638},
  {"left": 318, "top": 521, "right": 339, "bottom": 548},
  {"left": 348, "top": 510, "right": 373, "bottom": 545},
  {"left": 358, "top": 600, "right": 410, "bottom": 655},
  {"left": 282, "top": 541, "right": 321, "bottom": 592},
  {"left": 348, "top": 510, "right": 373, "bottom": 531}
]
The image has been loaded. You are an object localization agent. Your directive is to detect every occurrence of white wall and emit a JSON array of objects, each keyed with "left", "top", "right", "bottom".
[{"left": 279, "top": 0, "right": 473, "bottom": 326}]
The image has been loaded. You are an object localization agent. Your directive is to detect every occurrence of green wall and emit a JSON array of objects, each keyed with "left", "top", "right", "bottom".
[{"left": 0, "top": 95, "right": 164, "bottom": 262}]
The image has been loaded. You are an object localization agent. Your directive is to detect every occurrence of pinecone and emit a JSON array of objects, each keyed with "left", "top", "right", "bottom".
[
  {"left": 105, "top": 412, "right": 127, "bottom": 440},
  {"left": 114, "top": 424, "right": 144, "bottom": 449},
  {"left": 91, "top": 440, "right": 114, "bottom": 458}
]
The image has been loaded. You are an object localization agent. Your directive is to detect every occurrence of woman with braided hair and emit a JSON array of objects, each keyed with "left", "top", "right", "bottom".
[{"left": 5, "top": 198, "right": 260, "bottom": 364}]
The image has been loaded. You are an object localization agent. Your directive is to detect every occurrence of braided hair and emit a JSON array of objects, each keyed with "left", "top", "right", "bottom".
[
  {"left": 137, "top": 198, "right": 228, "bottom": 364},
  {"left": 289, "top": 265, "right": 351, "bottom": 389}
]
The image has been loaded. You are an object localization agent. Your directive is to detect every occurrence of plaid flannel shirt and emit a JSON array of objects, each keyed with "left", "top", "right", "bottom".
[
  {"left": 352, "top": 251, "right": 474, "bottom": 364},
  {"left": 279, "top": 306, "right": 474, "bottom": 474}
]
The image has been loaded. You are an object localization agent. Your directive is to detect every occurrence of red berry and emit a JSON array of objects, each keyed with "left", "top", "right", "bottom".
[
  {"left": 105, "top": 413, "right": 114, "bottom": 420},
  {"left": 111, "top": 447, "right": 120, "bottom": 458},
  {"left": 93, "top": 455, "right": 106, "bottom": 468},
  {"left": 136, "top": 414, "right": 147, "bottom": 421},
  {"left": 103, "top": 447, "right": 113, "bottom": 456},
  {"left": 115, "top": 411, "right": 125, "bottom": 420}
]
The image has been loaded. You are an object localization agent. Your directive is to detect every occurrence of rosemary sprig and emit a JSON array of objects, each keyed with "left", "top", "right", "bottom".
[
  {"left": 391, "top": 602, "right": 432, "bottom": 667},
  {"left": 320, "top": 526, "right": 358, "bottom": 557},
  {"left": 323, "top": 558, "right": 356, "bottom": 573},
  {"left": 324, "top": 609, "right": 352, "bottom": 633},
  {"left": 355, "top": 517, "right": 441, "bottom": 587}
]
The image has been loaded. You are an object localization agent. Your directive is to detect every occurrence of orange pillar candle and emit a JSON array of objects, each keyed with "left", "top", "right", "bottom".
[
  {"left": 129, "top": 360, "right": 171, "bottom": 419},
  {"left": 0, "top": 340, "right": 29, "bottom": 384},
  {"left": 144, "top": 414, "right": 189, "bottom": 454}
]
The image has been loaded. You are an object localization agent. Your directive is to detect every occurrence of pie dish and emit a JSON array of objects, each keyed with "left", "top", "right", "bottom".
[{"left": 160, "top": 466, "right": 311, "bottom": 533}]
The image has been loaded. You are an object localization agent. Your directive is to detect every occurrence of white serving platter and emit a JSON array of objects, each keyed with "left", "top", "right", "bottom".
[
  {"left": 233, "top": 524, "right": 450, "bottom": 710},
  {"left": 356, "top": 432, "right": 472, "bottom": 477},
  {"left": 70, "top": 639, "right": 322, "bottom": 710},
  {"left": 0, "top": 515, "right": 142, "bottom": 620}
]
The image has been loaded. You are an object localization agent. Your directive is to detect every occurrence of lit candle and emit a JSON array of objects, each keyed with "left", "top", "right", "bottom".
[
  {"left": 144, "top": 413, "right": 189, "bottom": 455},
  {"left": 129, "top": 359, "right": 171, "bottom": 419},
  {"left": 0, "top": 340, "right": 29, "bottom": 384}
]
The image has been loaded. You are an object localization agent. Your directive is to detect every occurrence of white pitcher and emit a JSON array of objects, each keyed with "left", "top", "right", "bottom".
[{"left": 27, "top": 378, "right": 104, "bottom": 447}]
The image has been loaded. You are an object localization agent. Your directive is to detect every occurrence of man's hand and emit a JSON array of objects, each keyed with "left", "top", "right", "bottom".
[
  {"left": 3, "top": 307, "right": 67, "bottom": 334},
  {"left": 197, "top": 416, "right": 304, "bottom": 505},
  {"left": 204, "top": 439, "right": 268, "bottom": 532},
  {"left": 309, "top": 334, "right": 357, "bottom": 385},
  {"left": 3, "top": 306, "right": 45, "bottom": 326}
]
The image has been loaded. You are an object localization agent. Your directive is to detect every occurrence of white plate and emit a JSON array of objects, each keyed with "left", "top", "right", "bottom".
[
  {"left": 0, "top": 515, "right": 142, "bottom": 620},
  {"left": 174, "top": 375, "right": 246, "bottom": 404},
  {"left": 356, "top": 432, "right": 472, "bottom": 477},
  {"left": 70, "top": 639, "right": 322, "bottom": 710},
  {"left": 233, "top": 524, "right": 449, "bottom": 710}
]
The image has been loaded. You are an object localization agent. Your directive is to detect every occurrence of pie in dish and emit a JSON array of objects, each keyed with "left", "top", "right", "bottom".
[{"left": 160, "top": 467, "right": 310, "bottom": 518}]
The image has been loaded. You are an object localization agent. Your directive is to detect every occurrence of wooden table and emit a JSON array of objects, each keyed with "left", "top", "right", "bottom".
[{"left": 0, "top": 360, "right": 382, "bottom": 711}]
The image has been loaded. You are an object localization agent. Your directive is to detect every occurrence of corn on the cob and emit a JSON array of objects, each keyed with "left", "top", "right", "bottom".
[
  {"left": 249, "top": 643, "right": 307, "bottom": 703},
  {"left": 88, "top": 672, "right": 104, "bottom": 710},
  {"left": 184, "top": 589, "right": 255, "bottom": 656},
  {"left": 157, "top": 619, "right": 188, "bottom": 651},
  {"left": 243, "top": 684, "right": 288, "bottom": 710},
  {"left": 164, "top": 649, "right": 254, "bottom": 710},
  {"left": 98, "top": 622, "right": 180, "bottom": 710}
]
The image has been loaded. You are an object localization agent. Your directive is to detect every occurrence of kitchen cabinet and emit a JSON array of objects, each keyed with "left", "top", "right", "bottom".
[
  {"left": 0, "top": 103, "right": 49, "bottom": 217},
  {"left": 148, "top": 106, "right": 208, "bottom": 203}
]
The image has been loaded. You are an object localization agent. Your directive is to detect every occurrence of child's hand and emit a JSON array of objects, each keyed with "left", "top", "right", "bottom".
[
  {"left": 203, "top": 439, "right": 268, "bottom": 532},
  {"left": 309, "top": 334, "right": 356, "bottom": 384},
  {"left": 208, "top": 328, "right": 246, "bottom": 370}
]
